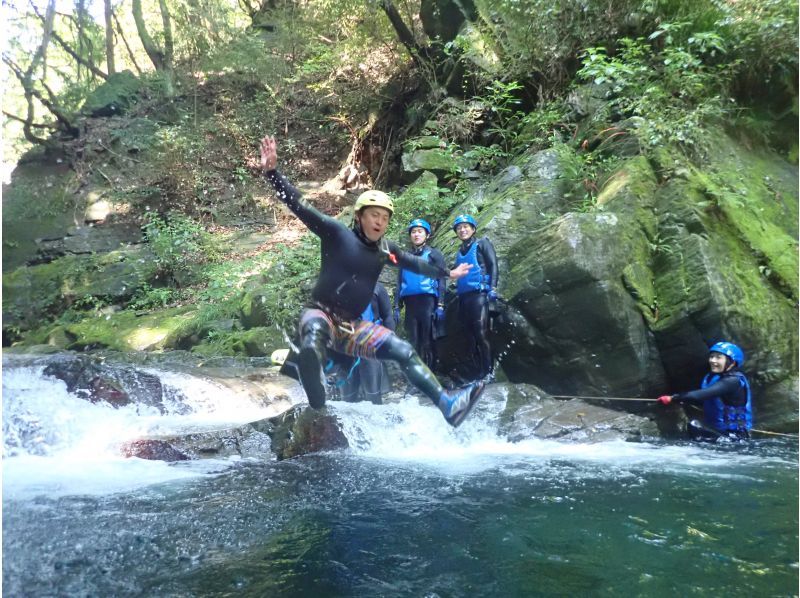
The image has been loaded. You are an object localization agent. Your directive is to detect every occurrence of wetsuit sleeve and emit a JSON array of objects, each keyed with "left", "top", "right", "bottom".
[
  {"left": 375, "top": 284, "right": 395, "bottom": 330},
  {"left": 674, "top": 376, "right": 742, "bottom": 402},
  {"left": 430, "top": 248, "right": 447, "bottom": 306},
  {"left": 388, "top": 241, "right": 449, "bottom": 279},
  {"left": 479, "top": 237, "right": 499, "bottom": 289},
  {"left": 265, "top": 169, "right": 339, "bottom": 237},
  {"left": 394, "top": 267, "right": 402, "bottom": 309}
]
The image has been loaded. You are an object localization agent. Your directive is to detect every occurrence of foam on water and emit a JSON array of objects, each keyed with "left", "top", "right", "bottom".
[
  {"left": 2, "top": 365, "right": 294, "bottom": 498},
  {"left": 3, "top": 364, "right": 791, "bottom": 499}
]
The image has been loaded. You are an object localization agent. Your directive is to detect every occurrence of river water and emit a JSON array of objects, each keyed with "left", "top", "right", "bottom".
[{"left": 3, "top": 363, "right": 797, "bottom": 596}]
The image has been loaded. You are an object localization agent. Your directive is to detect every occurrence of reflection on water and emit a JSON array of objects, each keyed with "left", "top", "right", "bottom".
[{"left": 3, "top": 362, "right": 798, "bottom": 596}]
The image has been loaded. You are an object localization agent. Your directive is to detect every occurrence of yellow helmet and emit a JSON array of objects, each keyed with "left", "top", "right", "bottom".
[{"left": 354, "top": 190, "right": 394, "bottom": 215}]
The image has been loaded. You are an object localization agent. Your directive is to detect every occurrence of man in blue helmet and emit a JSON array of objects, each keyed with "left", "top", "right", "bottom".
[
  {"left": 452, "top": 214, "right": 499, "bottom": 381},
  {"left": 394, "top": 218, "right": 447, "bottom": 369},
  {"left": 259, "top": 135, "right": 485, "bottom": 427},
  {"left": 657, "top": 341, "right": 753, "bottom": 440}
]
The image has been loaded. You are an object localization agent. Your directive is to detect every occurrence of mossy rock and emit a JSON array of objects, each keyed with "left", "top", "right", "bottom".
[
  {"left": 2, "top": 162, "right": 82, "bottom": 272},
  {"left": 2, "top": 247, "right": 158, "bottom": 336},
  {"left": 58, "top": 305, "right": 198, "bottom": 352},
  {"left": 81, "top": 70, "right": 141, "bottom": 117}
]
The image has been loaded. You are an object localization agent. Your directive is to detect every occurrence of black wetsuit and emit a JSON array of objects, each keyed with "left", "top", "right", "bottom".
[
  {"left": 340, "top": 283, "right": 395, "bottom": 404},
  {"left": 673, "top": 373, "right": 751, "bottom": 440},
  {"left": 265, "top": 169, "right": 451, "bottom": 405},
  {"left": 455, "top": 236, "right": 499, "bottom": 380},
  {"left": 396, "top": 245, "right": 446, "bottom": 368}
]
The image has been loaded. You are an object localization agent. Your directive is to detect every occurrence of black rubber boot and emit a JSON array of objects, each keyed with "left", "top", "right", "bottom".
[{"left": 298, "top": 317, "right": 331, "bottom": 409}]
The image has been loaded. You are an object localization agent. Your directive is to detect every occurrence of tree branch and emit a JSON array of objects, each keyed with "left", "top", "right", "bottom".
[
  {"left": 29, "top": 1, "right": 108, "bottom": 80},
  {"left": 4, "top": 55, "right": 79, "bottom": 138},
  {"left": 3, "top": 110, "right": 58, "bottom": 129},
  {"left": 113, "top": 11, "right": 143, "bottom": 75}
]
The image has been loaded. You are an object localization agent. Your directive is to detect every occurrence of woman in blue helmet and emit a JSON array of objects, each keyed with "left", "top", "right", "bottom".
[
  {"left": 452, "top": 214, "right": 499, "bottom": 381},
  {"left": 259, "top": 135, "right": 485, "bottom": 427},
  {"left": 394, "top": 218, "right": 447, "bottom": 369},
  {"left": 658, "top": 341, "right": 753, "bottom": 440}
]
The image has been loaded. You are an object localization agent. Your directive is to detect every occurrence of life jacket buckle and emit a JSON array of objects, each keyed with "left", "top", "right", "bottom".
[{"left": 337, "top": 321, "right": 355, "bottom": 335}]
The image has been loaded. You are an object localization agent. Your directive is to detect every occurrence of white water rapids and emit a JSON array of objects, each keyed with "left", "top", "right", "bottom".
[{"left": 3, "top": 362, "right": 788, "bottom": 502}]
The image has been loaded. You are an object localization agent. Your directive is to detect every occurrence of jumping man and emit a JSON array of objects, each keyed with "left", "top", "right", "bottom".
[{"left": 259, "top": 135, "right": 485, "bottom": 427}]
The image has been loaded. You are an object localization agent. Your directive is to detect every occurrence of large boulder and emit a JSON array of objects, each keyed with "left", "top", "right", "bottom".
[
  {"left": 3, "top": 246, "right": 158, "bottom": 339},
  {"left": 434, "top": 131, "right": 798, "bottom": 431}
]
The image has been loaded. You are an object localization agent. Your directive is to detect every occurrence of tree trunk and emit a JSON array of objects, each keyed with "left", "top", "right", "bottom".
[
  {"left": 104, "top": 0, "right": 115, "bottom": 74},
  {"left": 131, "top": 0, "right": 174, "bottom": 95},
  {"left": 113, "top": 11, "right": 143, "bottom": 75},
  {"left": 379, "top": 0, "right": 432, "bottom": 65}
]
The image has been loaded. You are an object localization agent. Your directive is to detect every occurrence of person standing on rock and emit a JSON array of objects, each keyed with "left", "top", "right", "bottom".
[
  {"left": 339, "top": 282, "right": 395, "bottom": 405},
  {"left": 452, "top": 213, "right": 499, "bottom": 382},
  {"left": 394, "top": 218, "right": 447, "bottom": 369},
  {"left": 657, "top": 341, "right": 753, "bottom": 441},
  {"left": 258, "top": 134, "right": 485, "bottom": 427}
]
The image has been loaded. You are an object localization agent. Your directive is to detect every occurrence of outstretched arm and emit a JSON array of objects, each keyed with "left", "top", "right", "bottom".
[
  {"left": 389, "top": 241, "right": 471, "bottom": 280},
  {"left": 259, "top": 135, "right": 337, "bottom": 236}
]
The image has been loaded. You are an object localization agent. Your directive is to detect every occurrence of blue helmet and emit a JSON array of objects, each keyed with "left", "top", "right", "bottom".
[
  {"left": 453, "top": 214, "right": 477, "bottom": 231},
  {"left": 407, "top": 218, "right": 431, "bottom": 235},
  {"left": 709, "top": 341, "right": 745, "bottom": 366}
]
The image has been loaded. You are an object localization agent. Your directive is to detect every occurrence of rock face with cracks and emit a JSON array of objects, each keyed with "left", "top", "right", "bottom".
[{"left": 426, "top": 130, "right": 797, "bottom": 432}]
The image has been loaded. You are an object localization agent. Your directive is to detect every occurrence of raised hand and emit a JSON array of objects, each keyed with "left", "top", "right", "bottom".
[{"left": 259, "top": 135, "right": 277, "bottom": 171}]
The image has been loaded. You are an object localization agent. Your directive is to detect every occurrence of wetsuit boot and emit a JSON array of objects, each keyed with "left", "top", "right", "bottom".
[
  {"left": 298, "top": 317, "right": 331, "bottom": 409},
  {"left": 438, "top": 381, "right": 486, "bottom": 428},
  {"left": 376, "top": 334, "right": 486, "bottom": 427}
]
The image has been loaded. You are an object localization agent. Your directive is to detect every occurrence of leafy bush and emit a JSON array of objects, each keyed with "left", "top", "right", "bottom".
[
  {"left": 142, "top": 211, "right": 216, "bottom": 284},
  {"left": 577, "top": 32, "right": 731, "bottom": 151}
]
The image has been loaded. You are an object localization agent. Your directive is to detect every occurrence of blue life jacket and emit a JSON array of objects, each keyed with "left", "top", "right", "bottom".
[
  {"left": 700, "top": 371, "right": 753, "bottom": 432},
  {"left": 455, "top": 239, "right": 489, "bottom": 295},
  {"left": 360, "top": 300, "right": 375, "bottom": 322},
  {"left": 399, "top": 248, "right": 438, "bottom": 298}
]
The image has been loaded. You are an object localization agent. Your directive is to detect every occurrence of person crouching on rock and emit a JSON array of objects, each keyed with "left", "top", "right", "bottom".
[
  {"left": 259, "top": 134, "right": 485, "bottom": 427},
  {"left": 657, "top": 341, "right": 753, "bottom": 441}
]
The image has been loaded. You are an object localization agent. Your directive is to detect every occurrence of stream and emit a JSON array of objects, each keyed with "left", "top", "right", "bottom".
[{"left": 3, "top": 359, "right": 797, "bottom": 596}]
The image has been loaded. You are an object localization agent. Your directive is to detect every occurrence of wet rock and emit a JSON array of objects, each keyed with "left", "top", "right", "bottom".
[
  {"left": 121, "top": 439, "right": 189, "bottom": 461},
  {"left": 41, "top": 353, "right": 165, "bottom": 411},
  {"left": 269, "top": 405, "right": 348, "bottom": 460},
  {"left": 498, "top": 383, "right": 660, "bottom": 442}
]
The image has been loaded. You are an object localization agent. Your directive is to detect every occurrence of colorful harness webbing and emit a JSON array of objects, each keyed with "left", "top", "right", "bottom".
[{"left": 300, "top": 306, "right": 392, "bottom": 359}]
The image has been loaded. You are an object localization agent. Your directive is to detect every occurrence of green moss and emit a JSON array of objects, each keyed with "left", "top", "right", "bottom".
[
  {"left": 60, "top": 306, "right": 197, "bottom": 352},
  {"left": 190, "top": 327, "right": 284, "bottom": 358}
]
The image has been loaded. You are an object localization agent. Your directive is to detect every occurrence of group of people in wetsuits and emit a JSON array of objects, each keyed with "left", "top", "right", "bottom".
[{"left": 259, "top": 134, "right": 754, "bottom": 437}]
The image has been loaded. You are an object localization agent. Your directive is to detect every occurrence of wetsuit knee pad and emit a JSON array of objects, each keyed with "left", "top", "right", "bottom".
[
  {"left": 377, "top": 335, "right": 415, "bottom": 363},
  {"left": 301, "top": 316, "right": 331, "bottom": 338}
]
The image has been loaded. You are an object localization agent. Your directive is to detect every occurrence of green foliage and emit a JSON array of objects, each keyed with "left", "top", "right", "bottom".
[
  {"left": 577, "top": 32, "right": 732, "bottom": 151},
  {"left": 128, "top": 284, "right": 182, "bottom": 310},
  {"left": 388, "top": 179, "right": 460, "bottom": 239},
  {"left": 142, "top": 211, "right": 215, "bottom": 284},
  {"left": 552, "top": 141, "right": 622, "bottom": 211}
]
